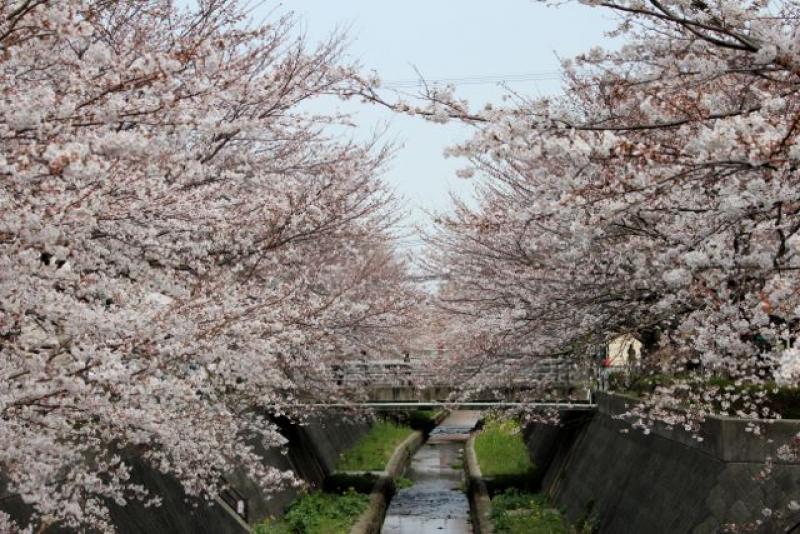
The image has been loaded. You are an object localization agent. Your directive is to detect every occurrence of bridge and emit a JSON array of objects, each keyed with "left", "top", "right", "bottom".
[
  {"left": 293, "top": 401, "right": 596, "bottom": 410},
  {"left": 329, "top": 356, "right": 594, "bottom": 407}
]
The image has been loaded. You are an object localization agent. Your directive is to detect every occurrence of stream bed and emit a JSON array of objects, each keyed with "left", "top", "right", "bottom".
[{"left": 380, "top": 410, "right": 482, "bottom": 534}]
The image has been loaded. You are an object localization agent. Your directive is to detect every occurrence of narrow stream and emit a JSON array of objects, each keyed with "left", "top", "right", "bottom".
[{"left": 381, "top": 411, "right": 483, "bottom": 534}]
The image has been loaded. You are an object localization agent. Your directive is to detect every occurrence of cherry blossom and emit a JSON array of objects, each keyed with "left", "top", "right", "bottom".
[
  {"left": 0, "top": 1, "right": 418, "bottom": 530},
  {"left": 417, "top": 1, "right": 800, "bottom": 422}
]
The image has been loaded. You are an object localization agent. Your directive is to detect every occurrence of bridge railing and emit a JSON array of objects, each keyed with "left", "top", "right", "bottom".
[{"left": 333, "top": 357, "right": 590, "bottom": 391}]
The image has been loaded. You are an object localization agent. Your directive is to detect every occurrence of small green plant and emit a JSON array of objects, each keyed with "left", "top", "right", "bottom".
[
  {"left": 337, "top": 420, "right": 414, "bottom": 471},
  {"left": 396, "top": 477, "right": 414, "bottom": 489},
  {"left": 574, "top": 499, "right": 599, "bottom": 533},
  {"left": 474, "top": 418, "right": 535, "bottom": 478},
  {"left": 253, "top": 490, "right": 369, "bottom": 534},
  {"left": 490, "top": 489, "right": 569, "bottom": 534}
]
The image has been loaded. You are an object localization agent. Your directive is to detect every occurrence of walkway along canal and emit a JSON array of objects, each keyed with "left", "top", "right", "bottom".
[{"left": 380, "top": 411, "right": 482, "bottom": 534}]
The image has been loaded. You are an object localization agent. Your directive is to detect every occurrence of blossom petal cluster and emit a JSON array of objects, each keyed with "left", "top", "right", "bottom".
[
  {"left": 0, "top": 1, "right": 418, "bottom": 531},
  {"left": 429, "top": 1, "right": 800, "bottom": 418}
]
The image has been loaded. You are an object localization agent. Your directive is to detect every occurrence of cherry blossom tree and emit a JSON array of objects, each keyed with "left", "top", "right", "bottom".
[
  {"left": 403, "top": 0, "right": 800, "bottom": 417},
  {"left": 0, "top": 1, "right": 418, "bottom": 531}
]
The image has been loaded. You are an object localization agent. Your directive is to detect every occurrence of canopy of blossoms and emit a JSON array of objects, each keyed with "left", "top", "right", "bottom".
[
  {"left": 408, "top": 0, "right": 800, "bottom": 428},
  {"left": 0, "top": 1, "right": 419, "bottom": 531}
]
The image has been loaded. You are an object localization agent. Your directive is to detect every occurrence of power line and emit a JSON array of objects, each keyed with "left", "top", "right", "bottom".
[
  {"left": 381, "top": 70, "right": 564, "bottom": 89},
  {"left": 383, "top": 70, "right": 562, "bottom": 84}
]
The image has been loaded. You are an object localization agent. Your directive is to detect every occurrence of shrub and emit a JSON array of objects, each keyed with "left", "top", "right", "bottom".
[{"left": 253, "top": 490, "right": 369, "bottom": 534}]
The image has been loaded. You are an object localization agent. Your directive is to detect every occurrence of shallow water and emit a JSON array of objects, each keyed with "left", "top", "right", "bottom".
[{"left": 380, "top": 411, "right": 482, "bottom": 534}]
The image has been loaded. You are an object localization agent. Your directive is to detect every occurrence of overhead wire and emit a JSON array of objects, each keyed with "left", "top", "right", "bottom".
[{"left": 380, "top": 70, "right": 564, "bottom": 90}]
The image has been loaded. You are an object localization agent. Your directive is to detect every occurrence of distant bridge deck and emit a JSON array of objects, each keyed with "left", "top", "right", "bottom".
[
  {"left": 298, "top": 401, "right": 597, "bottom": 410},
  {"left": 329, "top": 357, "right": 594, "bottom": 406},
  {"left": 360, "top": 383, "right": 592, "bottom": 403}
]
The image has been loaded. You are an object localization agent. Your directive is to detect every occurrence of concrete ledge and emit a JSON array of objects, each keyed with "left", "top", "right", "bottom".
[
  {"left": 465, "top": 434, "right": 493, "bottom": 534},
  {"left": 599, "top": 392, "right": 800, "bottom": 463},
  {"left": 350, "top": 431, "right": 424, "bottom": 534},
  {"left": 385, "top": 431, "right": 424, "bottom": 478},
  {"left": 432, "top": 409, "right": 450, "bottom": 426},
  {"left": 349, "top": 476, "right": 391, "bottom": 534},
  {"left": 212, "top": 497, "right": 250, "bottom": 532}
]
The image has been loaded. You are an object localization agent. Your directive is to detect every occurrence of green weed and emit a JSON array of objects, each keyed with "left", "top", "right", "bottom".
[
  {"left": 474, "top": 418, "right": 535, "bottom": 478},
  {"left": 253, "top": 490, "right": 369, "bottom": 534},
  {"left": 490, "top": 490, "right": 568, "bottom": 534},
  {"left": 337, "top": 420, "right": 414, "bottom": 471}
]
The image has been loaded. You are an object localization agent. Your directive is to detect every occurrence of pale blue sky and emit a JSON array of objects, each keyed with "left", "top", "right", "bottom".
[{"left": 260, "top": 1, "right": 620, "bottom": 245}]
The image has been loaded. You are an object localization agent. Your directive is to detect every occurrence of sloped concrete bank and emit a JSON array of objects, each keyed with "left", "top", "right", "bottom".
[
  {"left": 0, "top": 413, "right": 370, "bottom": 533},
  {"left": 465, "top": 434, "right": 493, "bottom": 534},
  {"left": 226, "top": 414, "right": 371, "bottom": 527},
  {"left": 525, "top": 393, "right": 800, "bottom": 533},
  {"left": 349, "top": 431, "right": 425, "bottom": 534}
]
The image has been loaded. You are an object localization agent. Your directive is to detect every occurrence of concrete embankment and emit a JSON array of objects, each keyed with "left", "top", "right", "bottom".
[
  {"left": 1, "top": 413, "right": 370, "bottom": 534},
  {"left": 349, "top": 430, "right": 425, "bottom": 534},
  {"left": 464, "top": 434, "right": 492, "bottom": 534},
  {"left": 117, "top": 414, "right": 372, "bottom": 533},
  {"left": 526, "top": 393, "right": 800, "bottom": 533}
]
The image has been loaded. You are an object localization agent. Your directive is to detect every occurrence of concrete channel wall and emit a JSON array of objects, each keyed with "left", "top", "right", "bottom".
[
  {"left": 0, "top": 413, "right": 370, "bottom": 533},
  {"left": 226, "top": 414, "right": 370, "bottom": 527},
  {"left": 525, "top": 393, "right": 800, "bottom": 533}
]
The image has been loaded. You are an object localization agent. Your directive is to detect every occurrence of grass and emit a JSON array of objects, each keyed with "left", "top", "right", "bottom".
[
  {"left": 379, "top": 409, "right": 444, "bottom": 433},
  {"left": 474, "top": 418, "right": 535, "bottom": 477},
  {"left": 337, "top": 420, "right": 414, "bottom": 471},
  {"left": 253, "top": 490, "right": 369, "bottom": 534},
  {"left": 490, "top": 490, "right": 571, "bottom": 534}
]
